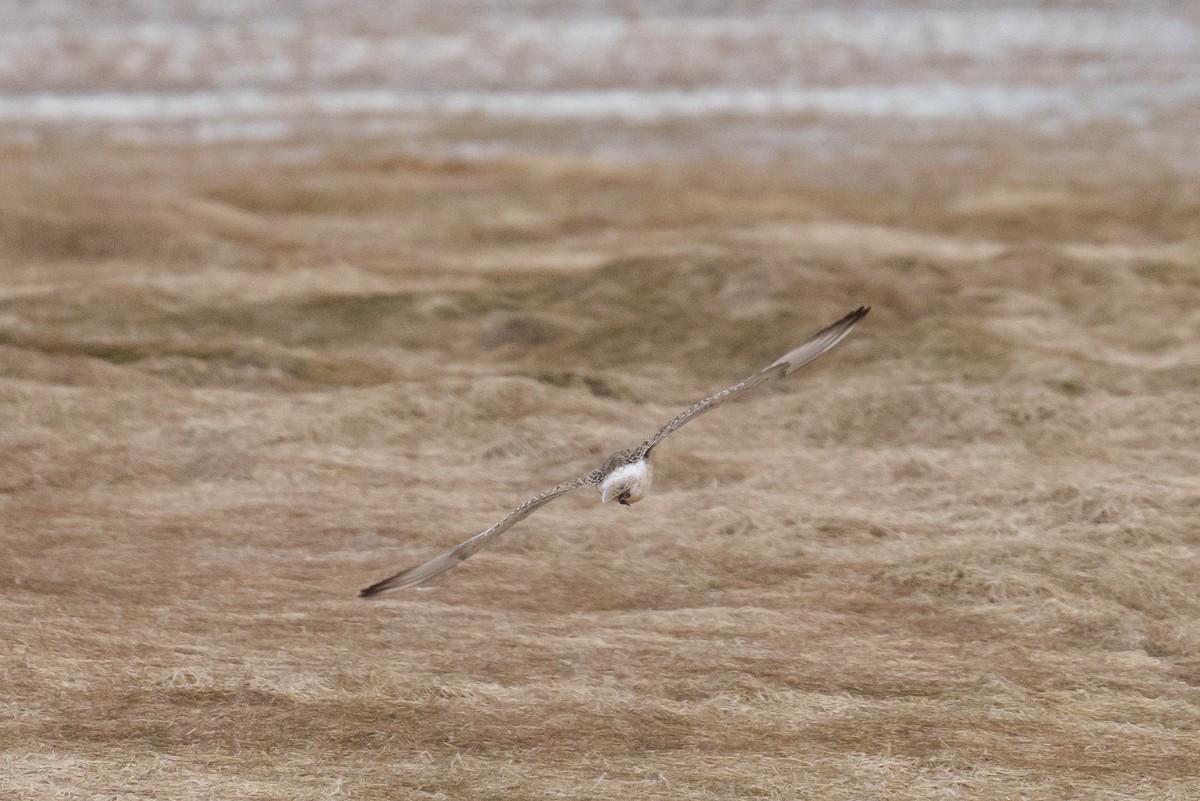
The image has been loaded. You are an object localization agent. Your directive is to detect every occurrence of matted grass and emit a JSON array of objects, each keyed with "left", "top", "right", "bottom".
[{"left": 1, "top": 142, "right": 1199, "bottom": 800}]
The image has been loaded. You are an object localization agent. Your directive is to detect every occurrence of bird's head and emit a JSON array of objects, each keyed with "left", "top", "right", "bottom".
[{"left": 601, "top": 479, "right": 637, "bottom": 505}]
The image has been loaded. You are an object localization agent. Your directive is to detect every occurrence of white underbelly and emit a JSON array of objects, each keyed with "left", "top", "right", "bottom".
[{"left": 600, "top": 459, "right": 653, "bottom": 503}]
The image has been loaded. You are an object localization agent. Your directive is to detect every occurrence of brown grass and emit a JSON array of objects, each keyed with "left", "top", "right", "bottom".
[{"left": 2, "top": 140, "right": 1200, "bottom": 800}]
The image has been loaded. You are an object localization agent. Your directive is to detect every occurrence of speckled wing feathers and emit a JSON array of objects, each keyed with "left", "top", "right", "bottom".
[
  {"left": 634, "top": 306, "right": 869, "bottom": 458},
  {"left": 584, "top": 449, "right": 641, "bottom": 485},
  {"left": 359, "top": 476, "right": 589, "bottom": 596}
]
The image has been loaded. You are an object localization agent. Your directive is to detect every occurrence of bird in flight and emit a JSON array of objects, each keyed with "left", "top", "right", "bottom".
[{"left": 360, "top": 306, "right": 869, "bottom": 597}]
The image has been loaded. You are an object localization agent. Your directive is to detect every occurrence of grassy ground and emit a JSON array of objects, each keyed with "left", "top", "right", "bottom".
[{"left": 2, "top": 141, "right": 1199, "bottom": 799}]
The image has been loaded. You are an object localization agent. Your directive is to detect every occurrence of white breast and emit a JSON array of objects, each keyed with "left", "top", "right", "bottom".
[{"left": 600, "top": 459, "right": 653, "bottom": 504}]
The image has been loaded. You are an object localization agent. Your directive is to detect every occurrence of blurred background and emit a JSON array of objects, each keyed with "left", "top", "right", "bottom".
[{"left": 4, "top": 1, "right": 1199, "bottom": 180}]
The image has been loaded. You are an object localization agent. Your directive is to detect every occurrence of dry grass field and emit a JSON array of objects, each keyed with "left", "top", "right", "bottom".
[{"left": 2, "top": 140, "right": 1200, "bottom": 799}]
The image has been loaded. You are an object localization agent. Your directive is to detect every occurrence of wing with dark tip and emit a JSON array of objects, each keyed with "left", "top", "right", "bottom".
[
  {"left": 359, "top": 476, "right": 590, "bottom": 596},
  {"left": 635, "top": 306, "right": 869, "bottom": 458}
]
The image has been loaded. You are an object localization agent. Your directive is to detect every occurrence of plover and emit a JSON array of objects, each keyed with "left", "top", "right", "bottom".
[{"left": 360, "top": 306, "right": 868, "bottom": 596}]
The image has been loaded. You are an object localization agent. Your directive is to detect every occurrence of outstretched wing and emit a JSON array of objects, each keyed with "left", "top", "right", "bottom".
[
  {"left": 635, "top": 306, "right": 869, "bottom": 458},
  {"left": 359, "top": 476, "right": 590, "bottom": 596}
]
